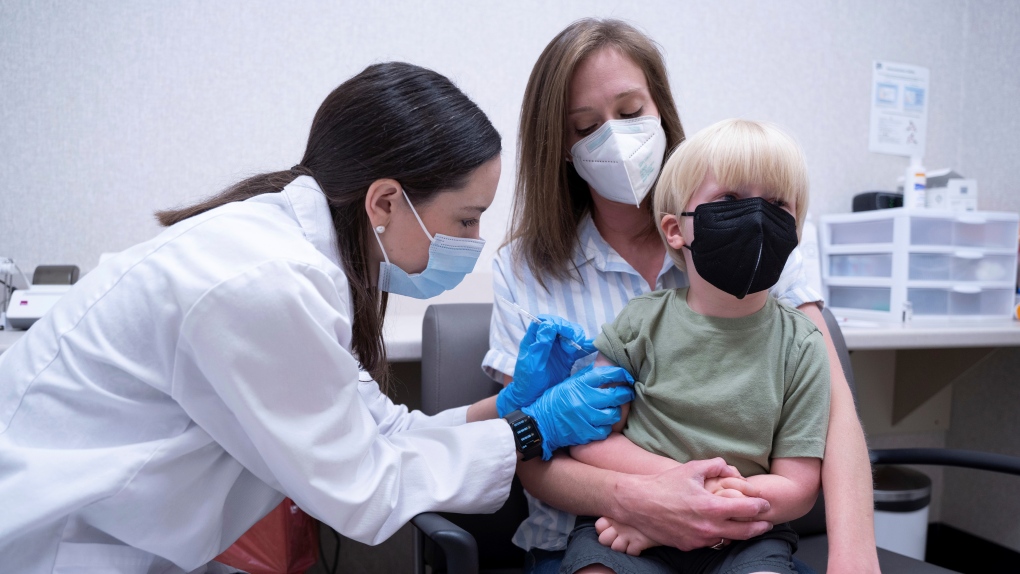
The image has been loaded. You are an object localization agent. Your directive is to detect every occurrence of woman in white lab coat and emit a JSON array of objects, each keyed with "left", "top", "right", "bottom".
[{"left": 0, "top": 62, "right": 635, "bottom": 573}]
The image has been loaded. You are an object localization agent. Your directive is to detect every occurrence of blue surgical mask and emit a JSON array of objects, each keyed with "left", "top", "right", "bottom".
[{"left": 373, "top": 189, "right": 485, "bottom": 299}]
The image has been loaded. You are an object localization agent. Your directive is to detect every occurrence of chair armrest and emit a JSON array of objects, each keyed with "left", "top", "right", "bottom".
[
  {"left": 411, "top": 512, "right": 479, "bottom": 574},
  {"left": 871, "top": 448, "right": 1020, "bottom": 476}
]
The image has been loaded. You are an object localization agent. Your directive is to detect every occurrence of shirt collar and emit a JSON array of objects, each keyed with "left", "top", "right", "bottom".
[
  {"left": 279, "top": 175, "right": 342, "bottom": 268},
  {"left": 573, "top": 213, "right": 675, "bottom": 284},
  {"left": 573, "top": 213, "right": 612, "bottom": 270}
]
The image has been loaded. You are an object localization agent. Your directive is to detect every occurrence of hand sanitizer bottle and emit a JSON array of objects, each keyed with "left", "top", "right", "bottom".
[{"left": 904, "top": 157, "right": 927, "bottom": 209}]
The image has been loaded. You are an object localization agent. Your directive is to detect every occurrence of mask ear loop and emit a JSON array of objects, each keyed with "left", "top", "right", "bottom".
[
  {"left": 371, "top": 186, "right": 434, "bottom": 266},
  {"left": 371, "top": 223, "right": 391, "bottom": 301},
  {"left": 401, "top": 188, "right": 434, "bottom": 241},
  {"left": 673, "top": 210, "right": 696, "bottom": 251}
]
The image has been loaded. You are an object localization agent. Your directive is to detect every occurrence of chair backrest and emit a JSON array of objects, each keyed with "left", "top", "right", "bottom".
[
  {"left": 421, "top": 303, "right": 503, "bottom": 414},
  {"left": 421, "top": 303, "right": 528, "bottom": 572}
]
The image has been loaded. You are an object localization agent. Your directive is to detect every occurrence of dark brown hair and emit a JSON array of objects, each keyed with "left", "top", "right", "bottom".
[
  {"left": 509, "top": 18, "right": 685, "bottom": 288},
  {"left": 156, "top": 62, "right": 501, "bottom": 389}
]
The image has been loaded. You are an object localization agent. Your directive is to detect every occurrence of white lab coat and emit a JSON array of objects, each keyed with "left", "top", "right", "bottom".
[{"left": 0, "top": 176, "right": 516, "bottom": 573}]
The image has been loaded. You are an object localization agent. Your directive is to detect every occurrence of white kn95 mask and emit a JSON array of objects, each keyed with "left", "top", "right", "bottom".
[{"left": 569, "top": 116, "right": 667, "bottom": 207}]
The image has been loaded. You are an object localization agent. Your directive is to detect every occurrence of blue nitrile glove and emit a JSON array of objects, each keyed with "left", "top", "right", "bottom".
[
  {"left": 521, "top": 364, "right": 635, "bottom": 460},
  {"left": 495, "top": 315, "right": 596, "bottom": 418}
]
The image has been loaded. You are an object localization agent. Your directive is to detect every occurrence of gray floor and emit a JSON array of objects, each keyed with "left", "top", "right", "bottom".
[{"left": 307, "top": 361, "right": 423, "bottom": 574}]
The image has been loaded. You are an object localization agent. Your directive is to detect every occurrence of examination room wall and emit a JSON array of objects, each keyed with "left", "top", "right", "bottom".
[
  {"left": 4, "top": 0, "right": 1020, "bottom": 273},
  {"left": 3, "top": 0, "right": 1020, "bottom": 556},
  {"left": 940, "top": 0, "right": 1020, "bottom": 552}
]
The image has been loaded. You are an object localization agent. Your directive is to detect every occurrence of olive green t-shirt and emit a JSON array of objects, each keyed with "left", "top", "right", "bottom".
[{"left": 594, "top": 288, "right": 830, "bottom": 478}]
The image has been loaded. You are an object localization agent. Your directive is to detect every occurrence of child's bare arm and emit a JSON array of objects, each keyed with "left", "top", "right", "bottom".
[
  {"left": 745, "top": 457, "right": 822, "bottom": 523},
  {"left": 570, "top": 432, "right": 680, "bottom": 475}
]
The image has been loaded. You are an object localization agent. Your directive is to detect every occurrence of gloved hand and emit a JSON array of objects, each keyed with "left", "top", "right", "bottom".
[
  {"left": 522, "top": 364, "right": 635, "bottom": 460},
  {"left": 496, "top": 315, "right": 596, "bottom": 418}
]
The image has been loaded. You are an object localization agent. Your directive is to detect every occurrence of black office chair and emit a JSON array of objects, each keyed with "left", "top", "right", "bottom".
[
  {"left": 413, "top": 303, "right": 528, "bottom": 574},
  {"left": 412, "top": 303, "right": 1020, "bottom": 574}
]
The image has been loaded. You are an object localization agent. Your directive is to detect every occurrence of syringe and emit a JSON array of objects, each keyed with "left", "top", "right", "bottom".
[{"left": 494, "top": 294, "right": 587, "bottom": 352}]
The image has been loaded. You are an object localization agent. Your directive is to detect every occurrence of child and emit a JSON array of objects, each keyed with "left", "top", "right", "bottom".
[{"left": 559, "top": 119, "right": 831, "bottom": 574}]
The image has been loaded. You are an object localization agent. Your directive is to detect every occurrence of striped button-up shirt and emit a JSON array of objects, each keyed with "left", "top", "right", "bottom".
[{"left": 482, "top": 213, "right": 821, "bottom": 552}]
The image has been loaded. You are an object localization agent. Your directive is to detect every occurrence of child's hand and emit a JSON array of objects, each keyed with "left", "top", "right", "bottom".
[
  {"left": 704, "top": 474, "right": 766, "bottom": 523},
  {"left": 704, "top": 474, "right": 760, "bottom": 499}
]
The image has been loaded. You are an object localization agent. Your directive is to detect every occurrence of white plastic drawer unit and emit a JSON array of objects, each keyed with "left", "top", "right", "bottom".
[{"left": 819, "top": 209, "right": 1019, "bottom": 321}]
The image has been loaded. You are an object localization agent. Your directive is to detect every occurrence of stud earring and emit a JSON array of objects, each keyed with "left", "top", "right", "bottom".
[{"left": 375, "top": 225, "right": 386, "bottom": 233}]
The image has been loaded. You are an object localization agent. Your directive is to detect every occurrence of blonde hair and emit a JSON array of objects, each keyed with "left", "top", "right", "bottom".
[
  {"left": 508, "top": 18, "right": 685, "bottom": 288},
  {"left": 654, "top": 118, "right": 809, "bottom": 270}
]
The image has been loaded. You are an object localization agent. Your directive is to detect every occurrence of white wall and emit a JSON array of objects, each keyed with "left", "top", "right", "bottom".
[{"left": 3, "top": 0, "right": 1018, "bottom": 276}]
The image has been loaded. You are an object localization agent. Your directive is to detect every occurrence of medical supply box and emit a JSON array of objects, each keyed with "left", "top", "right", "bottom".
[
  {"left": 898, "top": 169, "right": 978, "bottom": 212},
  {"left": 819, "top": 208, "right": 1019, "bottom": 321}
]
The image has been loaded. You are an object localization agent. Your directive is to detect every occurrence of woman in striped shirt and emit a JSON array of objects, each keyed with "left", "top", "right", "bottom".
[{"left": 483, "top": 18, "right": 879, "bottom": 574}]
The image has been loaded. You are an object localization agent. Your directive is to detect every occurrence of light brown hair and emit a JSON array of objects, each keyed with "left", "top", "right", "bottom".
[
  {"left": 654, "top": 118, "right": 810, "bottom": 271},
  {"left": 508, "top": 18, "right": 685, "bottom": 288}
]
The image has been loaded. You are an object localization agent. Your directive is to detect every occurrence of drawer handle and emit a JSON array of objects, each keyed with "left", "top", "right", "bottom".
[
  {"left": 955, "top": 214, "right": 987, "bottom": 224},
  {"left": 951, "top": 285, "right": 982, "bottom": 294},
  {"left": 952, "top": 249, "right": 983, "bottom": 259}
]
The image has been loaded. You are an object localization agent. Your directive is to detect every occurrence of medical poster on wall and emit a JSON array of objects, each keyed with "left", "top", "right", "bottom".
[{"left": 868, "top": 60, "right": 930, "bottom": 158}]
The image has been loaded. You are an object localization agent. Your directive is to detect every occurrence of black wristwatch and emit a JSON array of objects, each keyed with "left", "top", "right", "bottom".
[{"left": 503, "top": 410, "right": 543, "bottom": 461}]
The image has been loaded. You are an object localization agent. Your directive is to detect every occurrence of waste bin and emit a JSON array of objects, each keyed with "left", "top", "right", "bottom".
[{"left": 873, "top": 465, "right": 933, "bottom": 560}]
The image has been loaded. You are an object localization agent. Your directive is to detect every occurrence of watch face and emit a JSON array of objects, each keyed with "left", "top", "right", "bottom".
[{"left": 506, "top": 411, "right": 542, "bottom": 460}]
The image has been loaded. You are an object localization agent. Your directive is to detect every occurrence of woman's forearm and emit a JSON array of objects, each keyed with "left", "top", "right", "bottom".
[
  {"left": 798, "top": 303, "right": 880, "bottom": 574},
  {"left": 466, "top": 394, "right": 499, "bottom": 422},
  {"left": 517, "top": 452, "right": 623, "bottom": 516},
  {"left": 821, "top": 371, "right": 879, "bottom": 573}
]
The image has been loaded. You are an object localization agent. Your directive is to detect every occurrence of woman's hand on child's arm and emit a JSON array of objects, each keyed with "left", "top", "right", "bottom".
[
  {"left": 610, "top": 458, "right": 773, "bottom": 551},
  {"left": 517, "top": 454, "right": 773, "bottom": 551},
  {"left": 744, "top": 457, "right": 822, "bottom": 524}
]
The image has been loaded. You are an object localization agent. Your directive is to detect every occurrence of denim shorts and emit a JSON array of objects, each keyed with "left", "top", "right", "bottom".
[
  {"left": 559, "top": 517, "right": 800, "bottom": 574},
  {"left": 526, "top": 548, "right": 567, "bottom": 574}
]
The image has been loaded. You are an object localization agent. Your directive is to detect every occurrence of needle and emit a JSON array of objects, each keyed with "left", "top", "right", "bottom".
[{"left": 495, "top": 294, "right": 587, "bottom": 352}]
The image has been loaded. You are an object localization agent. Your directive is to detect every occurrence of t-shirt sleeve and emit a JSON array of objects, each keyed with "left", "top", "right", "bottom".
[
  {"left": 593, "top": 301, "right": 644, "bottom": 378},
  {"left": 772, "top": 328, "right": 831, "bottom": 459}
]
